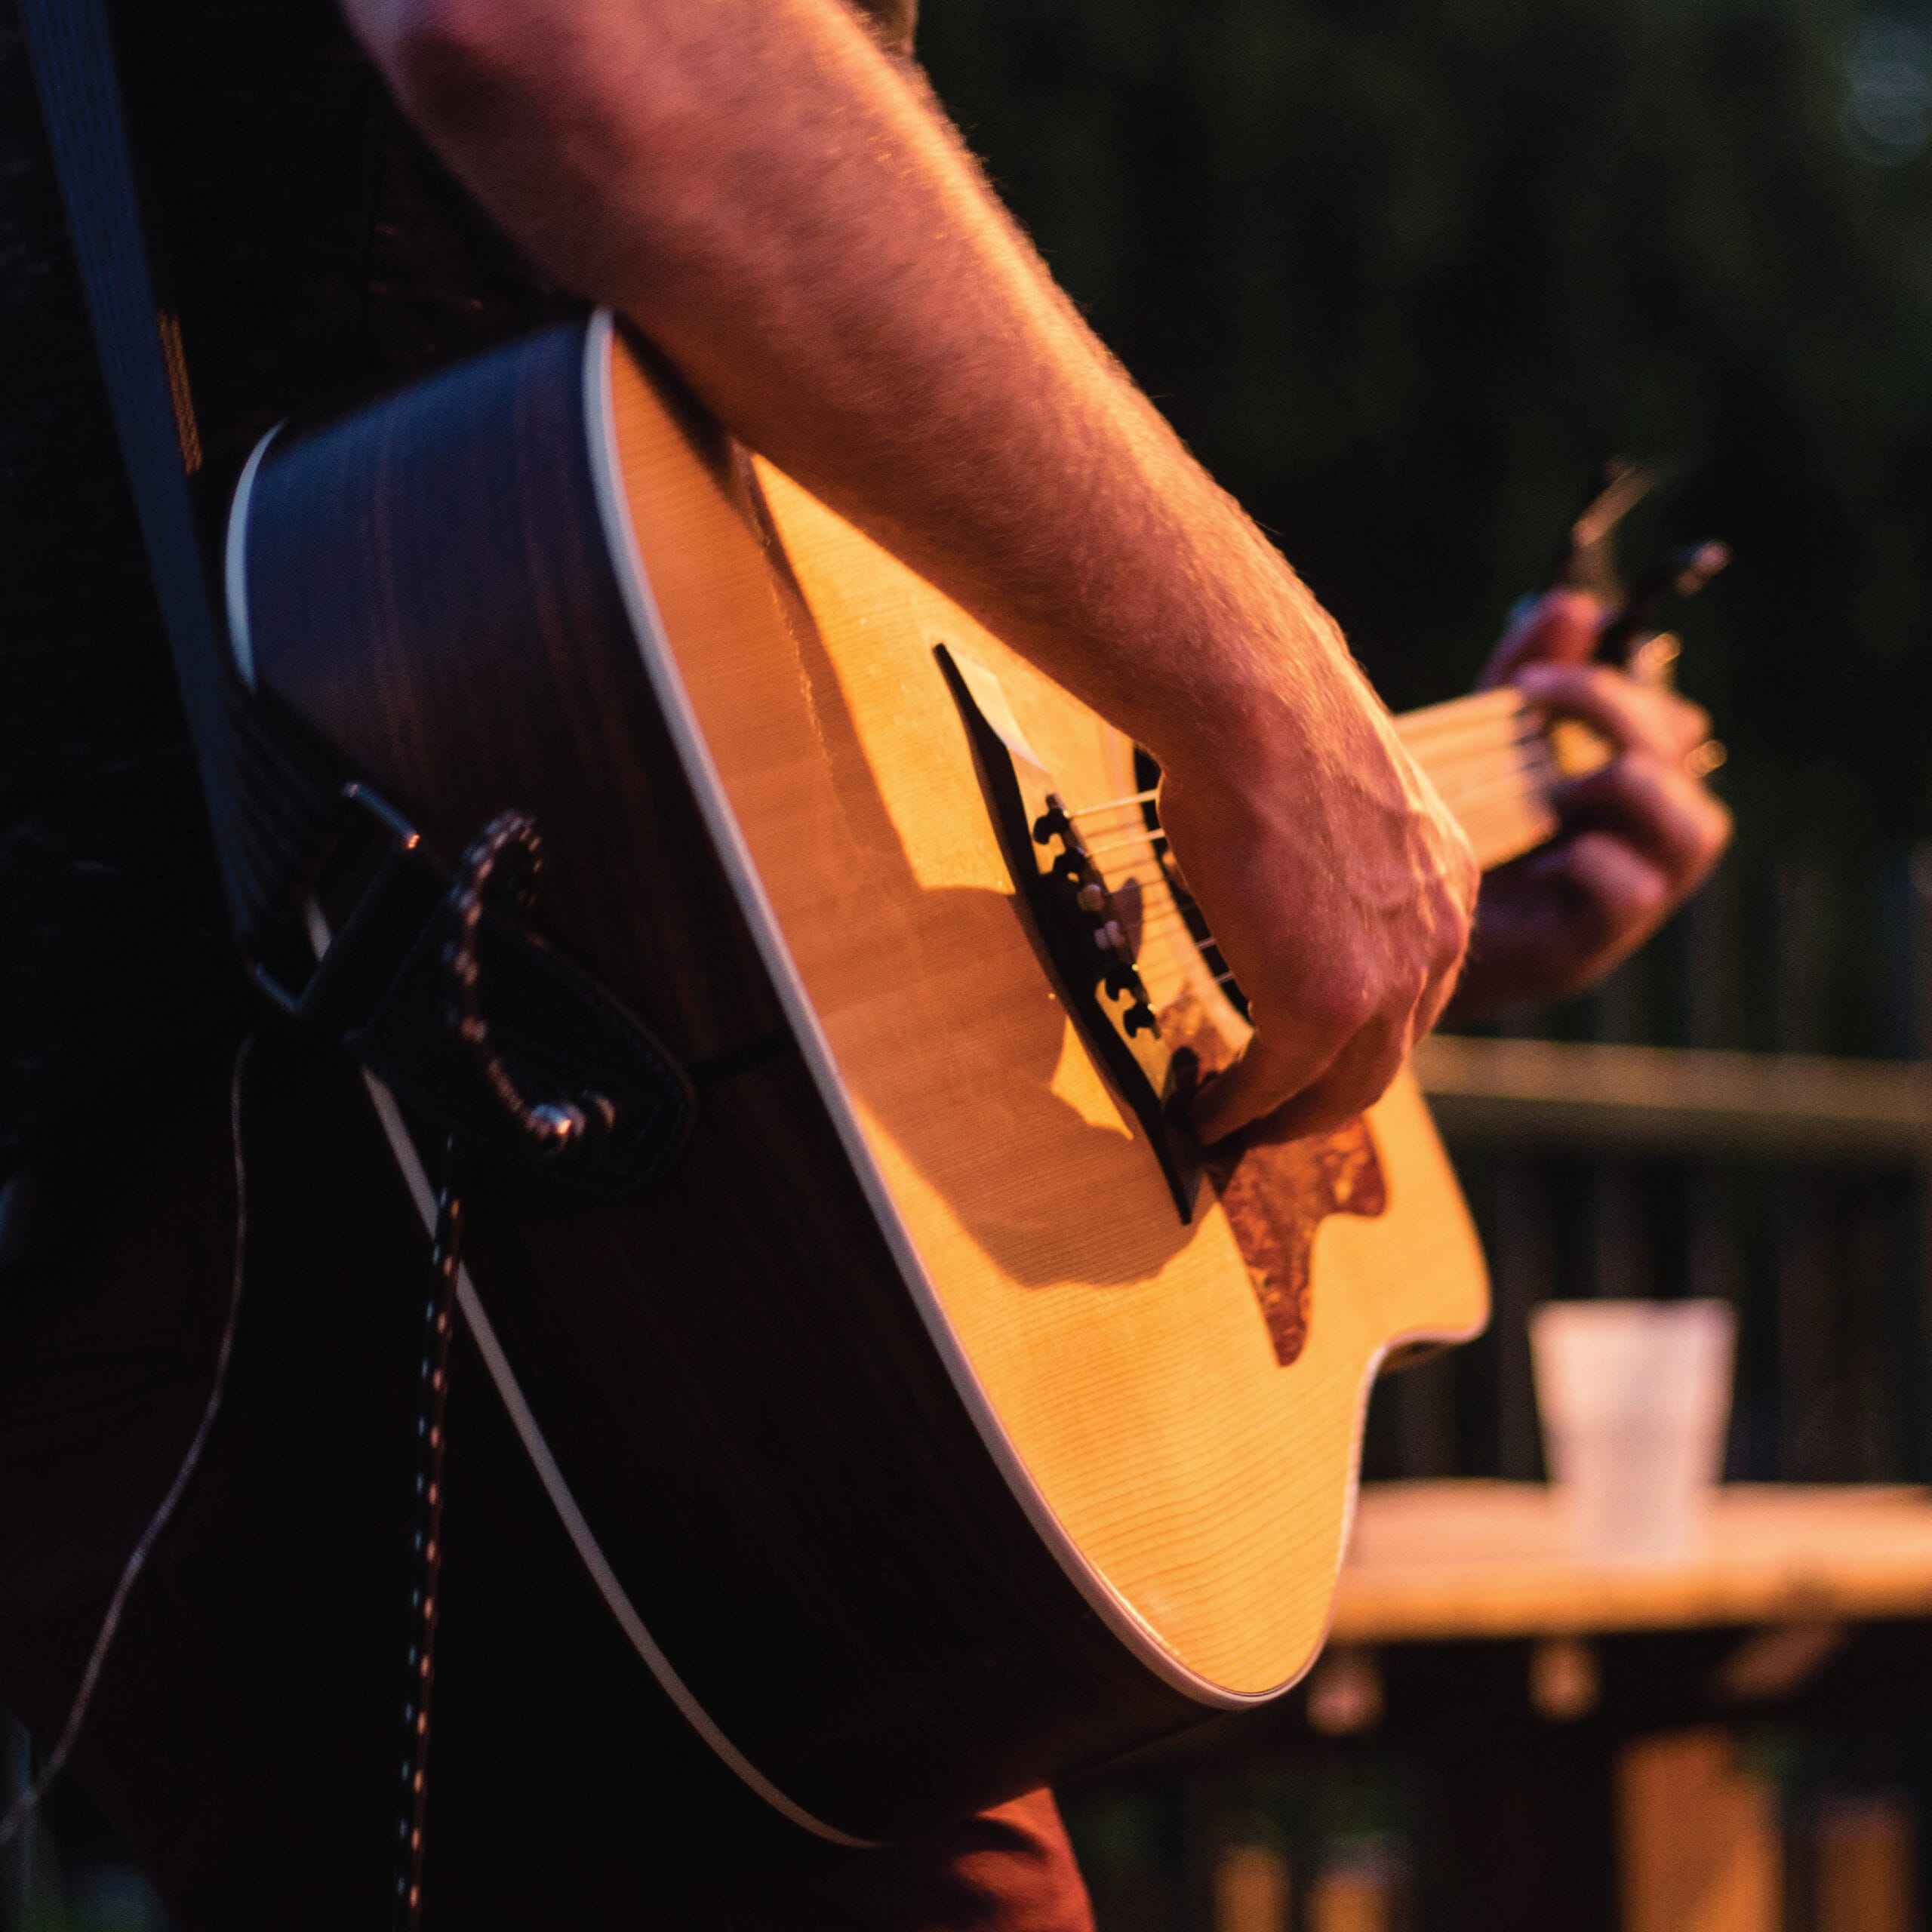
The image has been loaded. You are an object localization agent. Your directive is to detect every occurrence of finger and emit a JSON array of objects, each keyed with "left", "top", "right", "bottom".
[
  {"left": 1193, "top": 881, "right": 1466, "bottom": 1145},
  {"left": 1498, "top": 834, "right": 1672, "bottom": 990},
  {"left": 1189, "top": 1000, "right": 1358, "bottom": 1145},
  {"left": 1545, "top": 830, "right": 1675, "bottom": 974},
  {"left": 1451, "top": 835, "right": 1667, "bottom": 1014},
  {"left": 1227, "top": 1004, "right": 1414, "bottom": 1149},
  {"left": 1481, "top": 589, "right": 1604, "bottom": 688},
  {"left": 1558, "top": 752, "right": 1734, "bottom": 888},
  {"left": 1517, "top": 661, "right": 1712, "bottom": 762}
]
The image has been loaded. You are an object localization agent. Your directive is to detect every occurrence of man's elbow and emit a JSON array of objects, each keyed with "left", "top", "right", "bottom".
[
  {"left": 342, "top": 0, "right": 540, "bottom": 133},
  {"left": 339, "top": 0, "right": 765, "bottom": 307}
]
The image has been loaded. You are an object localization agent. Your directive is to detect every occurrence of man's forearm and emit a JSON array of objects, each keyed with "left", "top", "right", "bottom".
[
  {"left": 347, "top": 0, "right": 1363, "bottom": 778},
  {"left": 346, "top": 0, "right": 1479, "bottom": 1143}
]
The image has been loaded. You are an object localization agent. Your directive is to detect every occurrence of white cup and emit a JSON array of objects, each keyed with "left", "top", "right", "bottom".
[{"left": 1529, "top": 1299, "right": 1736, "bottom": 1562}]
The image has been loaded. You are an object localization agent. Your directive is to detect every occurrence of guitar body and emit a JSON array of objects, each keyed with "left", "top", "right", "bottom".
[{"left": 229, "top": 312, "right": 1487, "bottom": 1844}]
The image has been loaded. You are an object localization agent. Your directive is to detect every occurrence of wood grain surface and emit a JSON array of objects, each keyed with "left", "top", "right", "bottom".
[
  {"left": 609, "top": 334, "right": 1489, "bottom": 1697},
  {"left": 242, "top": 325, "right": 1213, "bottom": 1841},
  {"left": 238, "top": 310, "right": 1497, "bottom": 1836}
]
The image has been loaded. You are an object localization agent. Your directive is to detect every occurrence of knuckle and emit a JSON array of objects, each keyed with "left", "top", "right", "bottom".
[
  {"left": 1607, "top": 750, "right": 1661, "bottom": 796},
  {"left": 1342, "top": 1037, "right": 1409, "bottom": 1115},
  {"left": 1309, "top": 979, "right": 1378, "bottom": 1041}
]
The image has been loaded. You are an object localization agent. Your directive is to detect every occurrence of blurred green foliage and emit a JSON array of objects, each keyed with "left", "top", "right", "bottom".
[{"left": 921, "top": 0, "right": 1932, "bottom": 858}]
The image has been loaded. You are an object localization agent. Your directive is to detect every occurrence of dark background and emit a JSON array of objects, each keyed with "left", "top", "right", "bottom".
[
  {"left": 922, "top": 0, "right": 1932, "bottom": 944},
  {"left": 909, "top": 26, "right": 1932, "bottom": 1921},
  {"left": 921, "top": 0, "right": 1932, "bottom": 1499},
  {"left": 9, "top": 2, "right": 1932, "bottom": 1923}
]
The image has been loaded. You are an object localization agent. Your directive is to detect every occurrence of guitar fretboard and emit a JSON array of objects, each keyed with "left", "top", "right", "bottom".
[{"left": 1393, "top": 687, "right": 1560, "bottom": 872}]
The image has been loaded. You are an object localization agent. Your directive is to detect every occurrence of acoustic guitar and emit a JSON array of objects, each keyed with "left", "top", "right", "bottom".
[{"left": 227, "top": 312, "right": 1572, "bottom": 1846}]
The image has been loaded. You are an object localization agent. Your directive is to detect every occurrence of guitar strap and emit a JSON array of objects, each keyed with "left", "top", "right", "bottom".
[{"left": 15, "top": 0, "right": 692, "bottom": 1199}]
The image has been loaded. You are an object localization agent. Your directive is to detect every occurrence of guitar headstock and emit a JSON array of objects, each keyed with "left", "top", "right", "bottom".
[{"left": 1537, "top": 458, "right": 1730, "bottom": 778}]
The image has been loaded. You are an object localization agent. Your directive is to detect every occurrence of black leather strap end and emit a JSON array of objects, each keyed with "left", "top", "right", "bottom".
[{"left": 349, "top": 895, "right": 695, "bottom": 1201}]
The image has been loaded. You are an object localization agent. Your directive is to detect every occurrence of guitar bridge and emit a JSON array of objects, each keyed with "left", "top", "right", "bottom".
[{"left": 936, "top": 645, "right": 1204, "bottom": 1223}]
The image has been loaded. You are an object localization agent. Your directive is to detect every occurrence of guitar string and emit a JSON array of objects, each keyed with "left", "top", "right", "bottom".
[
  {"left": 1069, "top": 729, "right": 1556, "bottom": 971},
  {"left": 1063, "top": 721, "right": 1547, "bottom": 836},
  {"left": 1066, "top": 786, "right": 1158, "bottom": 820},
  {"left": 1394, "top": 688, "right": 1533, "bottom": 737},
  {"left": 1045, "top": 698, "right": 1563, "bottom": 982},
  {"left": 1062, "top": 716, "right": 1546, "bottom": 835},
  {"left": 1395, "top": 703, "right": 1535, "bottom": 749},
  {"left": 1094, "top": 755, "right": 1544, "bottom": 931},
  {"left": 1096, "top": 779, "right": 1546, "bottom": 933},
  {"left": 1075, "top": 740, "right": 1549, "bottom": 900}
]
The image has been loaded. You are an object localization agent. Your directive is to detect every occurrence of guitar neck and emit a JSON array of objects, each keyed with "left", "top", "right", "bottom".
[{"left": 1393, "top": 688, "right": 1574, "bottom": 872}]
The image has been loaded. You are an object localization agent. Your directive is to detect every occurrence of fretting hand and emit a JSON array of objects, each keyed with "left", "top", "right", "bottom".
[{"left": 1447, "top": 590, "right": 1733, "bottom": 1019}]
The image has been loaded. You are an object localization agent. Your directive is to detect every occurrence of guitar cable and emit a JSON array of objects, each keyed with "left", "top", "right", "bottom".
[
  {"left": 0, "top": 1029, "right": 257, "bottom": 1857},
  {"left": 394, "top": 810, "right": 547, "bottom": 1929},
  {"left": 1, "top": 811, "right": 561, "bottom": 1908},
  {"left": 395, "top": 1143, "right": 463, "bottom": 1932}
]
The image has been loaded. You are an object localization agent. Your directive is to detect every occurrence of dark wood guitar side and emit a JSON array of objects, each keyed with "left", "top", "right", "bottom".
[
  {"left": 232, "top": 324, "right": 1211, "bottom": 1845},
  {"left": 229, "top": 308, "right": 1557, "bottom": 1842}
]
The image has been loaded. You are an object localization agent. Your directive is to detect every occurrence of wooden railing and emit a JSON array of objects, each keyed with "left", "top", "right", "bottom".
[{"left": 1414, "top": 1034, "right": 1932, "bottom": 1161}]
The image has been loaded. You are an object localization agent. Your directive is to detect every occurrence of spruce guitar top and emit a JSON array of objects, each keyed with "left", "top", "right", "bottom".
[{"left": 227, "top": 312, "right": 1585, "bottom": 1845}]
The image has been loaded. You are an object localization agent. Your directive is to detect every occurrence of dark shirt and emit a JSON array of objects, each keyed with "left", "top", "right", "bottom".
[
  {"left": 0, "top": 10, "right": 1099, "bottom": 1925},
  {"left": 0, "top": 0, "right": 570, "bottom": 1182},
  {"left": 0, "top": 0, "right": 918, "bottom": 1186}
]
